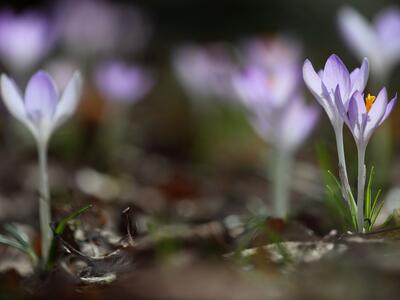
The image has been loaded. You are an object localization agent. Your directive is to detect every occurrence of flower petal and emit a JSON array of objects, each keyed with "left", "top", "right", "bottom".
[
  {"left": 338, "top": 7, "right": 380, "bottom": 66},
  {"left": 280, "top": 97, "right": 320, "bottom": 151},
  {"left": 0, "top": 74, "right": 38, "bottom": 138},
  {"left": 52, "top": 71, "right": 83, "bottom": 130},
  {"left": 347, "top": 91, "right": 366, "bottom": 140},
  {"left": 322, "top": 54, "right": 350, "bottom": 99},
  {"left": 25, "top": 70, "right": 59, "bottom": 121},
  {"left": 364, "top": 87, "right": 387, "bottom": 140},
  {"left": 303, "top": 59, "right": 322, "bottom": 97},
  {"left": 350, "top": 57, "right": 369, "bottom": 95},
  {"left": 379, "top": 93, "right": 397, "bottom": 125},
  {"left": 334, "top": 85, "right": 346, "bottom": 119}
]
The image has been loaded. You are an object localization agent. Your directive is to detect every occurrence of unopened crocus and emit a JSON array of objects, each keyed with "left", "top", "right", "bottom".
[
  {"left": 0, "top": 10, "right": 54, "bottom": 74},
  {"left": 336, "top": 88, "right": 397, "bottom": 230},
  {"left": 0, "top": 70, "right": 83, "bottom": 262},
  {"left": 303, "top": 54, "right": 369, "bottom": 201},
  {"left": 338, "top": 6, "right": 400, "bottom": 80},
  {"left": 173, "top": 43, "right": 238, "bottom": 102},
  {"left": 235, "top": 65, "right": 319, "bottom": 218},
  {"left": 94, "top": 61, "right": 153, "bottom": 104}
]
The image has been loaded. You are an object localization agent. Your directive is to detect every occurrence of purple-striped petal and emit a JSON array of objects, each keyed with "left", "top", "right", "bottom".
[{"left": 322, "top": 54, "right": 351, "bottom": 99}]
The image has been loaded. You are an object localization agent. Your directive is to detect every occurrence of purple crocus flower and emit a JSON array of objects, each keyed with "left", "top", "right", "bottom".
[
  {"left": 303, "top": 54, "right": 369, "bottom": 205},
  {"left": 94, "top": 61, "right": 154, "bottom": 104},
  {"left": 0, "top": 70, "right": 83, "bottom": 146},
  {"left": 0, "top": 10, "right": 54, "bottom": 74},
  {"left": 235, "top": 66, "right": 319, "bottom": 152},
  {"left": 251, "top": 95, "right": 319, "bottom": 153},
  {"left": 57, "top": 0, "right": 151, "bottom": 56},
  {"left": 303, "top": 54, "right": 369, "bottom": 131},
  {"left": 234, "top": 62, "right": 319, "bottom": 218},
  {"left": 337, "top": 88, "right": 397, "bottom": 148},
  {"left": 173, "top": 43, "right": 238, "bottom": 101},
  {"left": 241, "top": 36, "right": 302, "bottom": 71},
  {"left": 338, "top": 6, "right": 400, "bottom": 79},
  {"left": 337, "top": 87, "right": 397, "bottom": 230}
]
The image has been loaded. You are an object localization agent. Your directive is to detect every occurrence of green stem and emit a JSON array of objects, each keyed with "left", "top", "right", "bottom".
[
  {"left": 38, "top": 142, "right": 52, "bottom": 264},
  {"left": 272, "top": 149, "right": 293, "bottom": 219},
  {"left": 357, "top": 145, "right": 366, "bottom": 232}
]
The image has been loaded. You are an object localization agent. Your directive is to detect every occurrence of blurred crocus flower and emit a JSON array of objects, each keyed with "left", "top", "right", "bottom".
[
  {"left": 338, "top": 6, "right": 400, "bottom": 79},
  {"left": 0, "top": 70, "right": 83, "bottom": 146},
  {"left": 242, "top": 36, "right": 302, "bottom": 71},
  {"left": 234, "top": 62, "right": 319, "bottom": 218},
  {"left": 0, "top": 70, "right": 83, "bottom": 260},
  {"left": 173, "top": 43, "right": 238, "bottom": 101},
  {"left": 0, "top": 10, "right": 54, "bottom": 74},
  {"left": 235, "top": 67, "right": 319, "bottom": 152},
  {"left": 57, "top": 0, "right": 152, "bottom": 57},
  {"left": 94, "top": 61, "right": 154, "bottom": 104}
]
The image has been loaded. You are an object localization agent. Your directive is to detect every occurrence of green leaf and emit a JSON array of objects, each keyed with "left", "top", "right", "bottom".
[
  {"left": 365, "top": 166, "right": 375, "bottom": 219},
  {"left": 0, "top": 225, "right": 38, "bottom": 266},
  {"left": 54, "top": 204, "right": 93, "bottom": 235},
  {"left": 47, "top": 204, "right": 93, "bottom": 270}
]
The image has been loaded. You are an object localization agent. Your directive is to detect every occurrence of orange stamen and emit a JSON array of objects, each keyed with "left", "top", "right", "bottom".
[{"left": 365, "top": 93, "right": 376, "bottom": 112}]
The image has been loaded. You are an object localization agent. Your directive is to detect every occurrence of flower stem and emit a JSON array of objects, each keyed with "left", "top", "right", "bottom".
[
  {"left": 357, "top": 145, "right": 366, "bottom": 232},
  {"left": 38, "top": 142, "right": 52, "bottom": 264},
  {"left": 272, "top": 149, "right": 293, "bottom": 219},
  {"left": 334, "top": 127, "right": 351, "bottom": 204}
]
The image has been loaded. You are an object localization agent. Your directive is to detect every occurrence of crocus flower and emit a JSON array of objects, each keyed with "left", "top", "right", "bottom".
[
  {"left": 94, "top": 61, "right": 153, "bottom": 104},
  {"left": 0, "top": 70, "right": 83, "bottom": 262},
  {"left": 0, "top": 10, "right": 54, "bottom": 74},
  {"left": 337, "top": 88, "right": 397, "bottom": 149},
  {"left": 172, "top": 43, "right": 238, "bottom": 101},
  {"left": 336, "top": 87, "right": 397, "bottom": 230},
  {"left": 0, "top": 70, "right": 83, "bottom": 147},
  {"left": 234, "top": 63, "right": 319, "bottom": 218},
  {"left": 234, "top": 67, "right": 318, "bottom": 152},
  {"left": 303, "top": 54, "right": 369, "bottom": 131},
  {"left": 241, "top": 36, "right": 302, "bottom": 71},
  {"left": 303, "top": 54, "right": 369, "bottom": 205},
  {"left": 57, "top": 0, "right": 151, "bottom": 56},
  {"left": 338, "top": 6, "right": 400, "bottom": 80}
]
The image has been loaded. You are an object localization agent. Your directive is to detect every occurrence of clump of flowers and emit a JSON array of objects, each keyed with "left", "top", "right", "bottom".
[
  {"left": 0, "top": 70, "right": 83, "bottom": 264},
  {"left": 303, "top": 54, "right": 397, "bottom": 232}
]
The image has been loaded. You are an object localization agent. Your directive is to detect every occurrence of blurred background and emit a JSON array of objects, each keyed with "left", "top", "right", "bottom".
[{"left": 0, "top": 0, "right": 400, "bottom": 243}]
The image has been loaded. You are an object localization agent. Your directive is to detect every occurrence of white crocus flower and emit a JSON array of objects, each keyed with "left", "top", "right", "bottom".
[{"left": 0, "top": 70, "right": 83, "bottom": 263}]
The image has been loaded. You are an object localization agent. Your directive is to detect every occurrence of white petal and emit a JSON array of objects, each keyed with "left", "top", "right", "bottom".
[
  {"left": 0, "top": 74, "right": 38, "bottom": 138},
  {"left": 52, "top": 71, "right": 83, "bottom": 130}
]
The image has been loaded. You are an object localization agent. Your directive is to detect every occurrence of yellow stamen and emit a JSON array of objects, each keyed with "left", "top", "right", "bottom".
[{"left": 365, "top": 93, "right": 376, "bottom": 112}]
